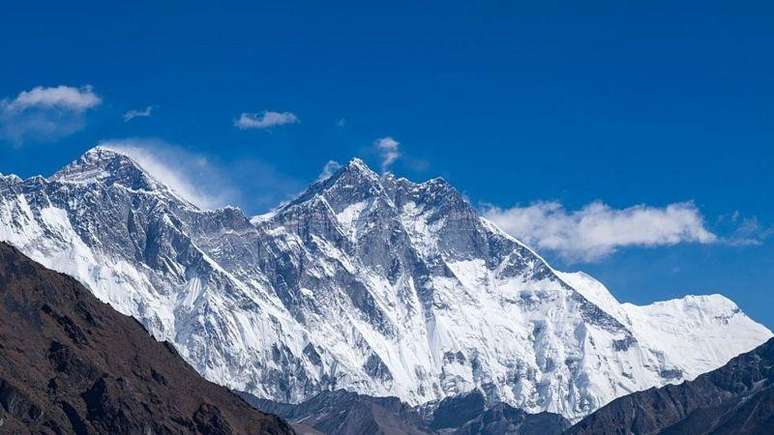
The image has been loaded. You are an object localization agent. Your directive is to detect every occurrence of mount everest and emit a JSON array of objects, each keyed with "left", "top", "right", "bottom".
[{"left": 0, "top": 146, "right": 770, "bottom": 421}]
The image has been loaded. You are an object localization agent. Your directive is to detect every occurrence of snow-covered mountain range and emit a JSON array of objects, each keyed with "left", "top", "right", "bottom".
[{"left": 0, "top": 146, "right": 770, "bottom": 421}]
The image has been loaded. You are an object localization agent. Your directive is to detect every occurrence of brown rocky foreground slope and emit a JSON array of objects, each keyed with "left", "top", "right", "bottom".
[
  {"left": 0, "top": 242, "right": 294, "bottom": 434},
  {"left": 567, "top": 337, "right": 774, "bottom": 435}
]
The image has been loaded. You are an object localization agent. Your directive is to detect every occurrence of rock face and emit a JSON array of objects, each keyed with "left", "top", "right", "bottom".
[
  {"left": 0, "top": 146, "right": 771, "bottom": 420},
  {"left": 240, "top": 389, "right": 569, "bottom": 435},
  {"left": 241, "top": 390, "right": 431, "bottom": 435},
  {"left": 0, "top": 241, "right": 293, "bottom": 434},
  {"left": 449, "top": 402, "right": 569, "bottom": 435},
  {"left": 421, "top": 391, "right": 570, "bottom": 435},
  {"left": 568, "top": 337, "right": 774, "bottom": 435}
]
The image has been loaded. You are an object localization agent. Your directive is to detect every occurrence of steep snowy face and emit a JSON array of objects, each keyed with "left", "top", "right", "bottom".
[
  {"left": 0, "top": 149, "right": 770, "bottom": 421},
  {"left": 51, "top": 147, "right": 158, "bottom": 188}
]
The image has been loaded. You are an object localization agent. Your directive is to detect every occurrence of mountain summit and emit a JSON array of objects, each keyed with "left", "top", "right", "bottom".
[
  {"left": 49, "top": 146, "right": 199, "bottom": 208},
  {"left": 51, "top": 147, "right": 159, "bottom": 191},
  {"left": 0, "top": 147, "right": 770, "bottom": 421}
]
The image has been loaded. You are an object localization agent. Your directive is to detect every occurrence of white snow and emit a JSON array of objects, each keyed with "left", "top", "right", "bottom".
[
  {"left": 0, "top": 149, "right": 771, "bottom": 422},
  {"left": 336, "top": 200, "right": 367, "bottom": 239}
]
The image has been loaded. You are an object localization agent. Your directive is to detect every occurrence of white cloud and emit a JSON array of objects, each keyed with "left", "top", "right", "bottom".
[
  {"left": 0, "top": 85, "right": 102, "bottom": 144},
  {"left": 96, "top": 138, "right": 302, "bottom": 214},
  {"left": 3, "top": 85, "right": 101, "bottom": 113},
  {"left": 234, "top": 111, "right": 299, "bottom": 130},
  {"left": 483, "top": 201, "right": 717, "bottom": 262},
  {"left": 375, "top": 136, "right": 400, "bottom": 171},
  {"left": 123, "top": 105, "right": 154, "bottom": 122},
  {"left": 317, "top": 160, "right": 342, "bottom": 181},
  {"left": 98, "top": 138, "right": 236, "bottom": 210}
]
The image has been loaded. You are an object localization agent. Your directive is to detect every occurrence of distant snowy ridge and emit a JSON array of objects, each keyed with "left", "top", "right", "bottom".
[{"left": 0, "top": 147, "right": 770, "bottom": 421}]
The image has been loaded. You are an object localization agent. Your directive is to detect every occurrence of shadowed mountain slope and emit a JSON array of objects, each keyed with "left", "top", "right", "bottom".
[
  {"left": 567, "top": 337, "right": 774, "bottom": 435},
  {"left": 240, "top": 389, "right": 569, "bottom": 435},
  {"left": 0, "top": 241, "right": 294, "bottom": 434}
]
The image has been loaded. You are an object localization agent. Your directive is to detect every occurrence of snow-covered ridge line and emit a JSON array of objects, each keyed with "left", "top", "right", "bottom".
[{"left": 0, "top": 145, "right": 770, "bottom": 422}]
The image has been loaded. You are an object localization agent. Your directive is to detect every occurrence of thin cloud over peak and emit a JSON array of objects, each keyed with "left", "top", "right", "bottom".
[
  {"left": 484, "top": 200, "right": 717, "bottom": 263},
  {"left": 94, "top": 138, "right": 302, "bottom": 214},
  {"left": 317, "top": 160, "right": 342, "bottom": 182},
  {"left": 0, "top": 85, "right": 102, "bottom": 144},
  {"left": 98, "top": 138, "right": 235, "bottom": 210},
  {"left": 123, "top": 105, "right": 154, "bottom": 122},
  {"left": 375, "top": 136, "right": 400, "bottom": 171},
  {"left": 234, "top": 111, "right": 299, "bottom": 130}
]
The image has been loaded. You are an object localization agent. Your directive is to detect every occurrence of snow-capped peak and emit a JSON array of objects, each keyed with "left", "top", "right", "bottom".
[
  {"left": 49, "top": 146, "right": 201, "bottom": 210},
  {"left": 281, "top": 157, "right": 387, "bottom": 214},
  {"left": 623, "top": 293, "right": 743, "bottom": 323},
  {"left": 0, "top": 147, "right": 770, "bottom": 422},
  {"left": 333, "top": 157, "right": 383, "bottom": 188},
  {"left": 0, "top": 173, "right": 23, "bottom": 185},
  {"left": 50, "top": 146, "right": 158, "bottom": 190},
  {"left": 345, "top": 157, "right": 379, "bottom": 176}
]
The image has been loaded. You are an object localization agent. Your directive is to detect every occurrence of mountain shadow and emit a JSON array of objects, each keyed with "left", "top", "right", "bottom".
[
  {"left": 0, "top": 242, "right": 294, "bottom": 434},
  {"left": 240, "top": 389, "right": 569, "bottom": 435},
  {"left": 567, "top": 337, "right": 774, "bottom": 435}
]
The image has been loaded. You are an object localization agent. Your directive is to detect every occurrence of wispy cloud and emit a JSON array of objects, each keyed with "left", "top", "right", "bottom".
[
  {"left": 123, "top": 105, "right": 154, "bottom": 122},
  {"left": 96, "top": 138, "right": 302, "bottom": 213},
  {"left": 718, "top": 211, "right": 774, "bottom": 246},
  {"left": 234, "top": 111, "right": 299, "bottom": 130},
  {"left": 0, "top": 85, "right": 102, "bottom": 144},
  {"left": 98, "top": 138, "right": 237, "bottom": 209},
  {"left": 374, "top": 136, "right": 400, "bottom": 171},
  {"left": 483, "top": 201, "right": 717, "bottom": 262},
  {"left": 317, "top": 160, "right": 342, "bottom": 181}
]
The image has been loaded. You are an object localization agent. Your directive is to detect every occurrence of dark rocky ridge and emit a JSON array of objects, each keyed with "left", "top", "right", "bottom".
[
  {"left": 567, "top": 337, "right": 774, "bottom": 435},
  {"left": 239, "top": 389, "right": 569, "bottom": 435},
  {"left": 240, "top": 389, "right": 430, "bottom": 435},
  {"left": 425, "top": 391, "right": 570, "bottom": 435},
  {"left": 0, "top": 242, "right": 294, "bottom": 434}
]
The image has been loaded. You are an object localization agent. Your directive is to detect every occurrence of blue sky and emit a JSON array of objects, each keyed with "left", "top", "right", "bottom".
[{"left": 1, "top": 1, "right": 773, "bottom": 327}]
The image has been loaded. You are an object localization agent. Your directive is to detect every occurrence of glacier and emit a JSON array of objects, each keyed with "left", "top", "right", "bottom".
[{"left": 0, "top": 146, "right": 770, "bottom": 421}]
